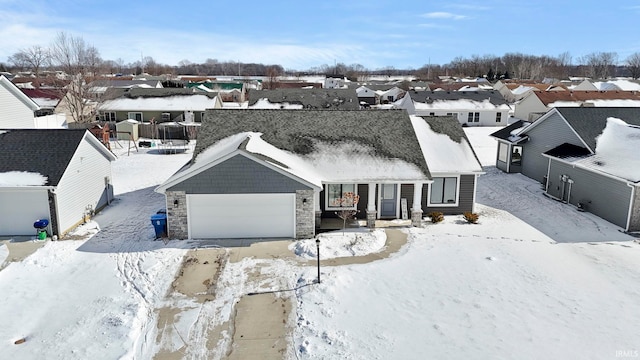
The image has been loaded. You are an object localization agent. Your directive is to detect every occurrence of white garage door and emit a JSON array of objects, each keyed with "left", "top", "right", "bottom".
[
  {"left": 188, "top": 193, "right": 295, "bottom": 239},
  {"left": 0, "top": 190, "right": 50, "bottom": 236}
]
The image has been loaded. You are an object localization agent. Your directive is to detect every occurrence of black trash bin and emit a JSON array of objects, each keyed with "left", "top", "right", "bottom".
[{"left": 150, "top": 212, "right": 167, "bottom": 239}]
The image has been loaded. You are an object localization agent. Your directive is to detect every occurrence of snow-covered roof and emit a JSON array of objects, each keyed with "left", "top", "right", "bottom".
[
  {"left": 99, "top": 95, "right": 219, "bottom": 111},
  {"left": 547, "top": 99, "right": 640, "bottom": 108},
  {"left": 248, "top": 98, "right": 303, "bottom": 109},
  {"left": 414, "top": 98, "right": 511, "bottom": 110},
  {"left": 411, "top": 116, "right": 482, "bottom": 173},
  {"left": 191, "top": 109, "right": 433, "bottom": 181},
  {"left": 0, "top": 171, "right": 48, "bottom": 186},
  {"left": 573, "top": 117, "right": 640, "bottom": 182}
]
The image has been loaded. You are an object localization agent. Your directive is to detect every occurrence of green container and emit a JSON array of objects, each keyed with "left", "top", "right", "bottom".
[{"left": 37, "top": 230, "right": 47, "bottom": 240}]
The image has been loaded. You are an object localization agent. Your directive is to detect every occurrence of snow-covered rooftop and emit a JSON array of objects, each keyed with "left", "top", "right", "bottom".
[
  {"left": 99, "top": 95, "right": 219, "bottom": 111},
  {"left": 411, "top": 116, "right": 482, "bottom": 173},
  {"left": 574, "top": 117, "right": 640, "bottom": 182},
  {"left": 414, "top": 98, "right": 511, "bottom": 110},
  {"left": 0, "top": 171, "right": 48, "bottom": 186}
]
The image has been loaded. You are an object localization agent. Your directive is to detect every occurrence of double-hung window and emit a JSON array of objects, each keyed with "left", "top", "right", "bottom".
[
  {"left": 429, "top": 177, "right": 458, "bottom": 205},
  {"left": 326, "top": 184, "right": 357, "bottom": 209}
]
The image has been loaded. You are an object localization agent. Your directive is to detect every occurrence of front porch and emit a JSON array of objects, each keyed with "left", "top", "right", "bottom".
[{"left": 317, "top": 217, "right": 413, "bottom": 233}]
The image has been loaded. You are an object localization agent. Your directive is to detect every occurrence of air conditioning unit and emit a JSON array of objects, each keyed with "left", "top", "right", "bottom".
[{"left": 161, "top": 113, "right": 171, "bottom": 122}]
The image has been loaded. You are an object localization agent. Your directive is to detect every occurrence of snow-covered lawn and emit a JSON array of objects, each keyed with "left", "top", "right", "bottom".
[{"left": 0, "top": 130, "right": 638, "bottom": 359}]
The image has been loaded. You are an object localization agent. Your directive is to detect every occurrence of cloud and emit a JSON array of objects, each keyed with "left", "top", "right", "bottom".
[{"left": 421, "top": 12, "right": 467, "bottom": 20}]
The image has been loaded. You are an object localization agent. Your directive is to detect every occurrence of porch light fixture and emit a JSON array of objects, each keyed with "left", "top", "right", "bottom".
[
  {"left": 173, "top": 199, "right": 179, "bottom": 206},
  {"left": 303, "top": 198, "right": 308, "bottom": 204}
]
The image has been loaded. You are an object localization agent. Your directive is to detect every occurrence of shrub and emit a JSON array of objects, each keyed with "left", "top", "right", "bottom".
[
  {"left": 427, "top": 211, "right": 444, "bottom": 223},
  {"left": 463, "top": 212, "right": 479, "bottom": 224}
]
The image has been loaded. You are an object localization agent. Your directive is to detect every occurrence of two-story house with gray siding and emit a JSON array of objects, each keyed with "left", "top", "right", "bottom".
[{"left": 155, "top": 110, "right": 483, "bottom": 240}]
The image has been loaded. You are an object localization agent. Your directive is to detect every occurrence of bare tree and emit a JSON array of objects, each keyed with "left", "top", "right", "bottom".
[
  {"left": 626, "top": 53, "right": 640, "bottom": 79},
  {"left": 578, "top": 52, "right": 618, "bottom": 79},
  {"left": 50, "top": 32, "right": 103, "bottom": 123},
  {"left": 7, "top": 45, "right": 51, "bottom": 83}
]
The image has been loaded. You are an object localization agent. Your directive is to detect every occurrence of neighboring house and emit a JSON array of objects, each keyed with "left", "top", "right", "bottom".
[
  {"left": 409, "top": 90, "right": 511, "bottom": 127},
  {"left": 0, "top": 129, "right": 116, "bottom": 237},
  {"left": 21, "top": 89, "right": 61, "bottom": 116},
  {"left": 356, "top": 86, "right": 377, "bottom": 106},
  {"left": 490, "top": 107, "right": 640, "bottom": 183},
  {"left": 513, "top": 91, "right": 640, "bottom": 121},
  {"left": 155, "top": 110, "right": 483, "bottom": 240},
  {"left": 541, "top": 117, "right": 640, "bottom": 232},
  {"left": 324, "top": 76, "right": 346, "bottom": 89},
  {"left": 494, "top": 81, "right": 567, "bottom": 102},
  {"left": 376, "top": 86, "right": 405, "bottom": 104},
  {"left": 0, "top": 75, "right": 40, "bottom": 128},
  {"left": 98, "top": 88, "right": 222, "bottom": 123},
  {"left": 247, "top": 89, "right": 360, "bottom": 110}
]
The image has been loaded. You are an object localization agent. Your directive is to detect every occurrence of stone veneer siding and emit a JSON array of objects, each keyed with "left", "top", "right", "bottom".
[
  {"left": 296, "top": 190, "right": 315, "bottom": 238},
  {"left": 166, "top": 191, "right": 188, "bottom": 239}
]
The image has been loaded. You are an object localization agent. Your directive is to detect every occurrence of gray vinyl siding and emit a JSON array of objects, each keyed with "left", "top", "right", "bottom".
[
  {"left": 521, "top": 112, "right": 584, "bottom": 183},
  {"left": 401, "top": 184, "right": 414, "bottom": 213},
  {"left": 546, "top": 159, "right": 632, "bottom": 229},
  {"left": 423, "top": 175, "right": 475, "bottom": 214},
  {"left": 55, "top": 138, "right": 114, "bottom": 235},
  {"left": 168, "top": 155, "right": 312, "bottom": 194}
]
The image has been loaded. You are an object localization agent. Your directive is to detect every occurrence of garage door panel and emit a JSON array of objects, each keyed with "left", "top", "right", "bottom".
[
  {"left": 0, "top": 190, "right": 50, "bottom": 236},
  {"left": 188, "top": 194, "right": 295, "bottom": 239}
]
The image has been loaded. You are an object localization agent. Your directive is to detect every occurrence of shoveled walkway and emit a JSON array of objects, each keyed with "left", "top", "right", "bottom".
[
  {"left": 223, "top": 229, "right": 408, "bottom": 359},
  {"left": 153, "top": 229, "right": 408, "bottom": 359}
]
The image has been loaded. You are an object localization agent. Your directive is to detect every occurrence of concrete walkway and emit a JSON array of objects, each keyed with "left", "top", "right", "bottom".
[{"left": 155, "top": 228, "right": 409, "bottom": 359}]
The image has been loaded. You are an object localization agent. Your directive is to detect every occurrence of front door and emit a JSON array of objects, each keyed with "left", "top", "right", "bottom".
[{"left": 380, "top": 184, "right": 397, "bottom": 218}]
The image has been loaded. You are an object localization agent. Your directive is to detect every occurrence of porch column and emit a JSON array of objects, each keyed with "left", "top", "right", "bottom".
[
  {"left": 366, "top": 183, "right": 377, "bottom": 228},
  {"left": 314, "top": 190, "right": 322, "bottom": 228},
  {"left": 411, "top": 182, "right": 423, "bottom": 227}
]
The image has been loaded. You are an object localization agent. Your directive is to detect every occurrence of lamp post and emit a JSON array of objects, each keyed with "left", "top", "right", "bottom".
[{"left": 316, "top": 238, "right": 321, "bottom": 284}]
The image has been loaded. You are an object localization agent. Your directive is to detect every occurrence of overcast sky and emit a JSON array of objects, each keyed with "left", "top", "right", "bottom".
[{"left": 2, "top": 0, "right": 640, "bottom": 71}]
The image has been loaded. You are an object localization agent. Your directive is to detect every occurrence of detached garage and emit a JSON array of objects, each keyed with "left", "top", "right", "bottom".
[
  {"left": 156, "top": 143, "right": 320, "bottom": 240},
  {"left": 0, "top": 129, "right": 116, "bottom": 237}
]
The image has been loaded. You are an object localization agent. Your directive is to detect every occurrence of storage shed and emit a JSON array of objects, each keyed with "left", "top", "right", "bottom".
[{"left": 115, "top": 119, "right": 140, "bottom": 141}]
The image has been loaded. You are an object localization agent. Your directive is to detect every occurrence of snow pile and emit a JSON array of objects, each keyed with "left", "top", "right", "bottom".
[
  {"left": 584, "top": 117, "right": 640, "bottom": 181},
  {"left": 0, "top": 171, "right": 48, "bottom": 186},
  {"left": 290, "top": 229, "right": 387, "bottom": 259}
]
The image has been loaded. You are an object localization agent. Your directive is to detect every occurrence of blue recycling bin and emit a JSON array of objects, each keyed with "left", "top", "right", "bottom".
[{"left": 150, "top": 213, "right": 167, "bottom": 239}]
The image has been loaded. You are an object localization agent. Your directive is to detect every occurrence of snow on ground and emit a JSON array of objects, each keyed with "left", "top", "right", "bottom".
[
  {"left": 291, "top": 229, "right": 387, "bottom": 259},
  {"left": 1, "top": 130, "right": 639, "bottom": 360}
]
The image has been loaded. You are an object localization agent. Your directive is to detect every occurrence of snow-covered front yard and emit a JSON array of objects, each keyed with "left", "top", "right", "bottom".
[{"left": 1, "top": 129, "right": 639, "bottom": 359}]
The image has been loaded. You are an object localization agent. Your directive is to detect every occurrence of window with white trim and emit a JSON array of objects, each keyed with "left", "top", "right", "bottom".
[
  {"left": 496, "top": 112, "right": 502, "bottom": 122},
  {"left": 103, "top": 111, "right": 116, "bottom": 122},
  {"left": 128, "top": 112, "right": 143, "bottom": 122},
  {"left": 326, "top": 184, "right": 357, "bottom": 209},
  {"left": 430, "top": 177, "right": 457, "bottom": 205}
]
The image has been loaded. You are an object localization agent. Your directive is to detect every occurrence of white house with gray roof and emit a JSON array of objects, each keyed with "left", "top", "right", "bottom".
[{"left": 156, "top": 110, "right": 483, "bottom": 240}]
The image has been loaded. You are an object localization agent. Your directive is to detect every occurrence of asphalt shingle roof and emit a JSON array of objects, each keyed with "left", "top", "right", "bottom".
[
  {"left": 554, "top": 107, "right": 640, "bottom": 151},
  {"left": 0, "top": 129, "right": 87, "bottom": 186},
  {"left": 247, "top": 89, "right": 359, "bottom": 110},
  {"left": 197, "top": 109, "right": 430, "bottom": 177}
]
